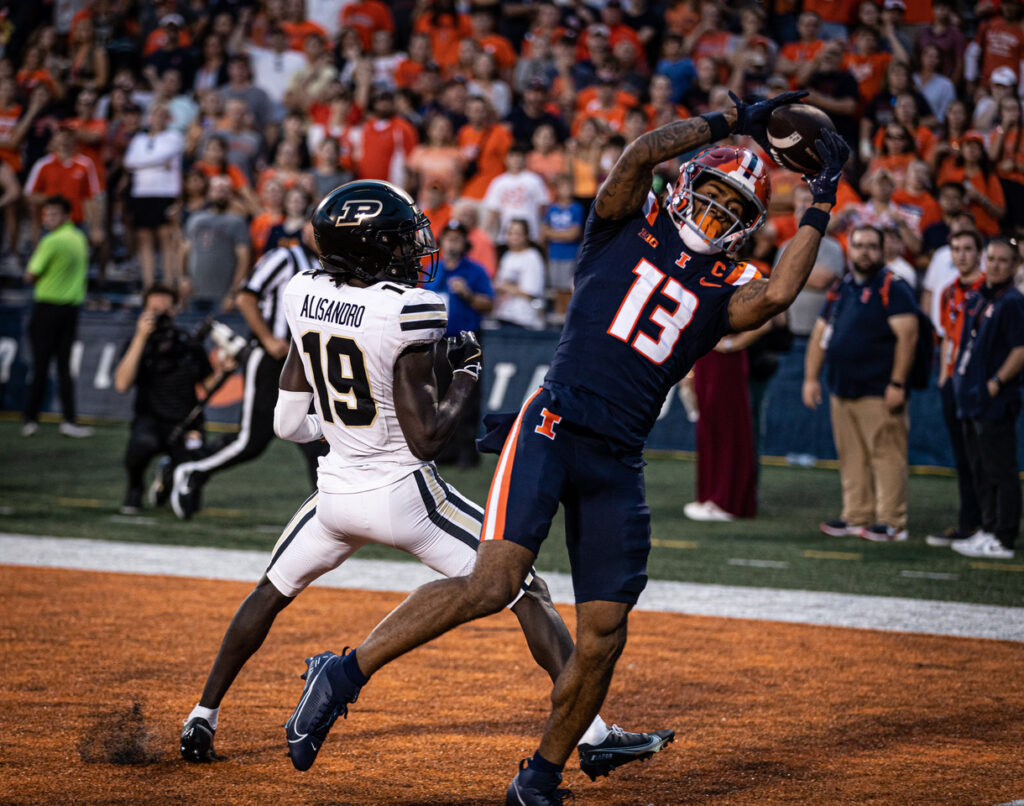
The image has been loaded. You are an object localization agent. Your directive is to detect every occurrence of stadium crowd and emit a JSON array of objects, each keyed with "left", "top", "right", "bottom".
[
  {"left": 3, "top": 0, "right": 1023, "bottom": 551},
  {"left": 5, "top": 0, "right": 1024, "bottom": 314}
]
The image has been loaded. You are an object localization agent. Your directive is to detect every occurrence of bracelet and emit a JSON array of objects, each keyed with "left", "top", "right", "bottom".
[
  {"left": 701, "top": 112, "right": 730, "bottom": 142},
  {"left": 990, "top": 376, "right": 1003, "bottom": 389},
  {"left": 888, "top": 380, "right": 904, "bottom": 389},
  {"left": 800, "top": 207, "right": 830, "bottom": 235}
]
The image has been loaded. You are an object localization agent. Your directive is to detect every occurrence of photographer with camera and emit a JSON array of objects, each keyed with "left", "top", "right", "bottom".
[
  {"left": 170, "top": 232, "right": 329, "bottom": 520},
  {"left": 114, "top": 284, "right": 234, "bottom": 515}
]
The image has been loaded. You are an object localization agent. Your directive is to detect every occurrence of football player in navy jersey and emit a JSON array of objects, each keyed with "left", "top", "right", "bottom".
[{"left": 285, "top": 94, "right": 850, "bottom": 805}]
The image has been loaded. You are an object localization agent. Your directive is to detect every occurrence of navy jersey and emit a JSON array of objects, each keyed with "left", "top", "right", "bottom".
[{"left": 545, "top": 192, "right": 762, "bottom": 450}]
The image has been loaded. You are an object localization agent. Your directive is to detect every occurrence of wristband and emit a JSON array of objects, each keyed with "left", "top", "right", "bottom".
[
  {"left": 701, "top": 112, "right": 730, "bottom": 142},
  {"left": 799, "top": 207, "right": 830, "bottom": 235},
  {"left": 888, "top": 380, "right": 904, "bottom": 390},
  {"left": 990, "top": 376, "right": 1003, "bottom": 389}
]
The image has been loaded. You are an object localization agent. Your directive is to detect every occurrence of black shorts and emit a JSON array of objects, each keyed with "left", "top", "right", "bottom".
[{"left": 131, "top": 196, "right": 177, "bottom": 229}]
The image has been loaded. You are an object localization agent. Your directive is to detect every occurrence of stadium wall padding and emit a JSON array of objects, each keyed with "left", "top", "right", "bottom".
[{"left": 3, "top": 304, "right": 1022, "bottom": 469}]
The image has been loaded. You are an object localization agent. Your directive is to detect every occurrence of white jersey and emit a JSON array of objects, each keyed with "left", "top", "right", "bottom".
[{"left": 282, "top": 270, "right": 447, "bottom": 493}]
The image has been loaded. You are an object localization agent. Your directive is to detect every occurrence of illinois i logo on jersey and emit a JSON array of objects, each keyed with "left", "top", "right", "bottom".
[{"left": 334, "top": 199, "right": 384, "bottom": 227}]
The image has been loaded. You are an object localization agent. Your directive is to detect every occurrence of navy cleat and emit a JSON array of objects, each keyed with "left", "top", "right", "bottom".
[
  {"left": 578, "top": 725, "right": 674, "bottom": 781},
  {"left": 180, "top": 716, "right": 219, "bottom": 762},
  {"left": 284, "top": 650, "right": 360, "bottom": 771},
  {"left": 506, "top": 759, "right": 574, "bottom": 806}
]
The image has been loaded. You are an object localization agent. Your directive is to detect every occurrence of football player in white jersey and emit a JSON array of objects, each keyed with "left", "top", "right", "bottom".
[{"left": 180, "top": 181, "right": 672, "bottom": 780}]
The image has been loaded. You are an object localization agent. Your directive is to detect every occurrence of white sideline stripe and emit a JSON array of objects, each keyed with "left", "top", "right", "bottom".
[{"left": 1, "top": 533, "right": 1021, "bottom": 642}]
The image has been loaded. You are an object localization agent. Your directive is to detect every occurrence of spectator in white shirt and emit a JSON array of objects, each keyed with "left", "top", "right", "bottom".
[
  {"left": 247, "top": 25, "right": 308, "bottom": 111},
  {"left": 493, "top": 218, "right": 547, "bottom": 330},
  {"left": 483, "top": 143, "right": 551, "bottom": 245},
  {"left": 123, "top": 103, "right": 185, "bottom": 289}
]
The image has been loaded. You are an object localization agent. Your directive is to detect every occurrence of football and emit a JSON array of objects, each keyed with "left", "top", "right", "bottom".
[{"left": 766, "top": 104, "right": 837, "bottom": 175}]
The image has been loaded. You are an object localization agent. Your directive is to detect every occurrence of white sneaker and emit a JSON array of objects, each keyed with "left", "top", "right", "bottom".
[
  {"left": 683, "top": 500, "right": 734, "bottom": 522},
  {"left": 21, "top": 422, "right": 38, "bottom": 437},
  {"left": 59, "top": 422, "right": 94, "bottom": 438},
  {"left": 951, "top": 531, "right": 1014, "bottom": 559}
]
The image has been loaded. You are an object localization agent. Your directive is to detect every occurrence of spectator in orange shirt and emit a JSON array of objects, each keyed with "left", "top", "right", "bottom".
[
  {"left": 987, "top": 94, "right": 1024, "bottom": 234},
  {"left": 143, "top": 13, "right": 193, "bottom": 57},
  {"left": 567, "top": 116, "right": 605, "bottom": 213},
  {"left": 341, "top": 0, "right": 395, "bottom": 51},
  {"left": 405, "top": 112, "right": 463, "bottom": 198},
  {"left": 844, "top": 26, "right": 893, "bottom": 106},
  {"left": 24, "top": 127, "right": 101, "bottom": 245},
  {"left": 420, "top": 179, "right": 452, "bottom": 235},
  {"left": 684, "top": 2, "right": 737, "bottom": 84},
  {"left": 280, "top": 0, "right": 328, "bottom": 52},
  {"left": 643, "top": 74, "right": 689, "bottom": 129},
  {"left": 893, "top": 159, "right": 944, "bottom": 235},
  {"left": 862, "top": 61, "right": 935, "bottom": 154},
  {"left": 937, "top": 131, "right": 1006, "bottom": 236},
  {"left": 414, "top": 0, "right": 473, "bottom": 71},
  {"left": 526, "top": 123, "right": 567, "bottom": 190},
  {"left": 577, "top": 1, "right": 648, "bottom": 72},
  {"left": 195, "top": 135, "right": 258, "bottom": 213},
  {"left": 803, "top": 0, "right": 859, "bottom": 38},
  {"left": 16, "top": 45, "right": 63, "bottom": 101},
  {"left": 572, "top": 74, "right": 632, "bottom": 137},
  {"left": 352, "top": 90, "right": 419, "bottom": 183},
  {"left": 469, "top": 7, "right": 517, "bottom": 76},
  {"left": 456, "top": 95, "right": 513, "bottom": 199},
  {"left": 966, "top": 0, "right": 1024, "bottom": 90},
  {"left": 451, "top": 198, "right": 497, "bottom": 277},
  {"left": 250, "top": 177, "right": 285, "bottom": 256},
  {"left": 864, "top": 124, "right": 919, "bottom": 195},
  {"left": 778, "top": 11, "right": 825, "bottom": 89},
  {"left": 395, "top": 33, "right": 434, "bottom": 90},
  {"left": 928, "top": 97, "right": 970, "bottom": 177},
  {"left": 257, "top": 139, "right": 312, "bottom": 195},
  {"left": 522, "top": 3, "right": 566, "bottom": 59}
]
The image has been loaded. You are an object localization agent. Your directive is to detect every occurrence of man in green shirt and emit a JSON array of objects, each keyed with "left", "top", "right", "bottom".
[{"left": 21, "top": 195, "right": 93, "bottom": 438}]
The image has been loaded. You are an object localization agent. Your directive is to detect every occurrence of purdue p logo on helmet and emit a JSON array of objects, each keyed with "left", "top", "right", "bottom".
[
  {"left": 334, "top": 199, "right": 384, "bottom": 227},
  {"left": 312, "top": 180, "right": 439, "bottom": 285}
]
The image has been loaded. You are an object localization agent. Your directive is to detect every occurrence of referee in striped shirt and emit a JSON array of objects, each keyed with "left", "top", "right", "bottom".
[{"left": 171, "top": 233, "right": 328, "bottom": 520}]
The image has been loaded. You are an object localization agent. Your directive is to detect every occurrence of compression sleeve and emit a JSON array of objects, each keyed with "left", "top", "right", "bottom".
[{"left": 273, "top": 389, "right": 323, "bottom": 443}]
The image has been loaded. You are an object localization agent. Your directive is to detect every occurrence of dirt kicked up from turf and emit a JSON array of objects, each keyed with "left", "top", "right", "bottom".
[{"left": 2, "top": 566, "right": 1021, "bottom": 806}]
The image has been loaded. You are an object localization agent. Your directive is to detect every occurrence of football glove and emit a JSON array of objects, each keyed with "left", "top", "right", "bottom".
[
  {"left": 803, "top": 128, "right": 851, "bottom": 205},
  {"left": 446, "top": 331, "right": 483, "bottom": 380},
  {"left": 729, "top": 89, "right": 808, "bottom": 152}
]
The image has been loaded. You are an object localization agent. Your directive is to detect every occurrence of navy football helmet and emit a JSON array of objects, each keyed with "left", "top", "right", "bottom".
[{"left": 311, "top": 180, "right": 439, "bottom": 285}]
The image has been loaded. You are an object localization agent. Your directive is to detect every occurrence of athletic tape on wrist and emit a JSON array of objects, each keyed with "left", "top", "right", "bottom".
[
  {"left": 800, "top": 206, "right": 830, "bottom": 236},
  {"left": 701, "top": 112, "right": 730, "bottom": 142}
]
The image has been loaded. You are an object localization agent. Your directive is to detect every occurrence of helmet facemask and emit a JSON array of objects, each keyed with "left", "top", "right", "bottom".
[
  {"left": 668, "top": 161, "right": 767, "bottom": 255},
  {"left": 381, "top": 212, "right": 440, "bottom": 284}
]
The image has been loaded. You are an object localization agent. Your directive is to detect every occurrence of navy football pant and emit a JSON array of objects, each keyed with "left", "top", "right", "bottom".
[{"left": 480, "top": 388, "right": 650, "bottom": 604}]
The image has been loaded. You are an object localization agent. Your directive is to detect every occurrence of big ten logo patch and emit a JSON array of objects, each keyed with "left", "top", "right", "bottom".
[
  {"left": 335, "top": 199, "right": 384, "bottom": 226},
  {"left": 638, "top": 228, "right": 659, "bottom": 248},
  {"left": 534, "top": 408, "right": 562, "bottom": 439}
]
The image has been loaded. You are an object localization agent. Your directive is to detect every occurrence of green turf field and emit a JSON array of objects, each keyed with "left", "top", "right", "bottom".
[{"left": 1, "top": 417, "right": 1021, "bottom": 606}]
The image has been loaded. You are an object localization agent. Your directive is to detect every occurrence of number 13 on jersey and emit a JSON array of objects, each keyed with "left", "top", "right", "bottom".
[{"left": 607, "top": 258, "right": 699, "bottom": 364}]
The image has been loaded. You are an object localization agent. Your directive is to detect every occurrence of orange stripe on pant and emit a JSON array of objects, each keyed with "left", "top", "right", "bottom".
[{"left": 482, "top": 388, "right": 543, "bottom": 542}]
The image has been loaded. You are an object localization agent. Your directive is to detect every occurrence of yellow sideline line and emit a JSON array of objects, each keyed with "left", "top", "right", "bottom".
[
  {"left": 204, "top": 507, "right": 245, "bottom": 518},
  {"left": 803, "top": 549, "right": 862, "bottom": 561},
  {"left": 651, "top": 538, "right": 699, "bottom": 549},
  {"left": 57, "top": 497, "right": 104, "bottom": 508},
  {"left": 969, "top": 562, "right": 1024, "bottom": 573}
]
